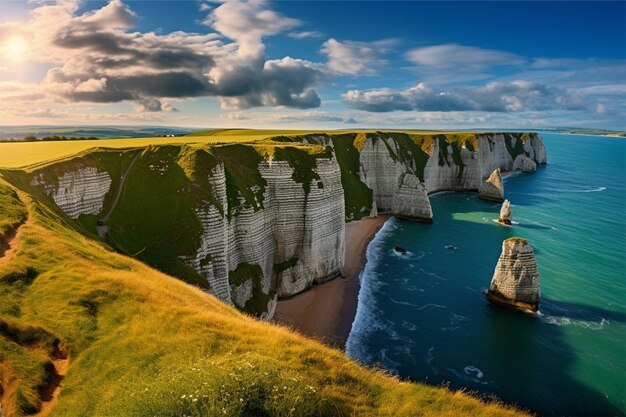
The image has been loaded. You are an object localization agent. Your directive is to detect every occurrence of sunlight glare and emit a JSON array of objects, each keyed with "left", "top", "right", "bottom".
[{"left": 4, "top": 37, "right": 27, "bottom": 61}]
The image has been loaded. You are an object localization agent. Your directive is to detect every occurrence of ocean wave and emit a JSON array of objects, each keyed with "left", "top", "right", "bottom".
[
  {"left": 346, "top": 218, "right": 396, "bottom": 361},
  {"left": 539, "top": 313, "right": 610, "bottom": 330},
  {"left": 426, "top": 347, "right": 439, "bottom": 375},
  {"left": 389, "top": 297, "right": 419, "bottom": 308},
  {"left": 426, "top": 346, "right": 435, "bottom": 364},
  {"left": 446, "top": 366, "right": 491, "bottom": 385},
  {"left": 464, "top": 365, "right": 484, "bottom": 379},
  {"left": 401, "top": 321, "right": 417, "bottom": 331},
  {"left": 380, "top": 348, "right": 401, "bottom": 373},
  {"left": 518, "top": 186, "right": 607, "bottom": 195},
  {"left": 579, "top": 187, "right": 607, "bottom": 193},
  {"left": 417, "top": 303, "right": 447, "bottom": 311}
]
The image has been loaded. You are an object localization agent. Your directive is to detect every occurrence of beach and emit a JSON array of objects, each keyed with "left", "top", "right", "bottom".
[{"left": 273, "top": 215, "right": 390, "bottom": 347}]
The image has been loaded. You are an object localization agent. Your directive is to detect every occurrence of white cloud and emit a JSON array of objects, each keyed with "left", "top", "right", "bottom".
[
  {"left": 321, "top": 38, "right": 398, "bottom": 76},
  {"left": 76, "top": 0, "right": 135, "bottom": 30},
  {"left": 406, "top": 43, "right": 525, "bottom": 69},
  {"left": 0, "top": 0, "right": 326, "bottom": 115},
  {"left": 343, "top": 81, "right": 586, "bottom": 113},
  {"left": 287, "top": 31, "right": 324, "bottom": 39},
  {"left": 204, "top": 0, "right": 299, "bottom": 57}
]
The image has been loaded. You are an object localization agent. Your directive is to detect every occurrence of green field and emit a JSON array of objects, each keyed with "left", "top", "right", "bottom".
[
  {"left": 0, "top": 129, "right": 501, "bottom": 169},
  {"left": 0, "top": 129, "right": 532, "bottom": 416}
]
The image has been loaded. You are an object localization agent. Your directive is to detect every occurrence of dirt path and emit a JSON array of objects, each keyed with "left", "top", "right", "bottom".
[
  {"left": 33, "top": 346, "right": 69, "bottom": 417},
  {"left": 0, "top": 217, "right": 27, "bottom": 267},
  {"left": 97, "top": 151, "right": 141, "bottom": 236}
]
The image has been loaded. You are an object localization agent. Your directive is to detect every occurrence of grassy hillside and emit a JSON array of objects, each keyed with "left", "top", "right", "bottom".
[{"left": 0, "top": 177, "right": 529, "bottom": 417}]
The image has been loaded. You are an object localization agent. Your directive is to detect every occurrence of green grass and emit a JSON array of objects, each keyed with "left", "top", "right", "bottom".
[
  {"left": 274, "top": 257, "right": 299, "bottom": 274},
  {"left": 0, "top": 185, "right": 27, "bottom": 238},
  {"left": 504, "top": 133, "right": 529, "bottom": 161},
  {"left": 331, "top": 134, "right": 374, "bottom": 221},
  {"left": 213, "top": 144, "right": 267, "bottom": 222},
  {"left": 0, "top": 129, "right": 533, "bottom": 170},
  {"left": 274, "top": 146, "right": 330, "bottom": 197},
  {"left": 105, "top": 145, "right": 208, "bottom": 288},
  {"left": 506, "top": 237, "right": 528, "bottom": 245},
  {"left": 0, "top": 148, "right": 531, "bottom": 417},
  {"left": 228, "top": 263, "right": 263, "bottom": 287}
]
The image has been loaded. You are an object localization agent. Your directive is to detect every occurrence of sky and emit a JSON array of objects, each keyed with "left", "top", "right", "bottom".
[{"left": 0, "top": 0, "right": 625, "bottom": 130}]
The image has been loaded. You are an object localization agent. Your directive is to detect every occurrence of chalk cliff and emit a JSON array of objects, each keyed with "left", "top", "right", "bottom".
[
  {"left": 478, "top": 169, "right": 504, "bottom": 202},
  {"left": 499, "top": 200, "right": 512, "bottom": 225},
  {"left": 31, "top": 167, "right": 112, "bottom": 219},
  {"left": 487, "top": 238, "right": 540, "bottom": 311},
  {"left": 23, "top": 131, "right": 546, "bottom": 319}
]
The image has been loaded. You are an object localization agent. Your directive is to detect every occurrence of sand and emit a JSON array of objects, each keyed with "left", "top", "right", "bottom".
[{"left": 273, "top": 215, "right": 390, "bottom": 347}]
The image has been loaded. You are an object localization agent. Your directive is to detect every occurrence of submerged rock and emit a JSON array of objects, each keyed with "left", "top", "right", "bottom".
[
  {"left": 499, "top": 199, "right": 512, "bottom": 225},
  {"left": 394, "top": 245, "right": 407, "bottom": 254},
  {"left": 478, "top": 168, "right": 504, "bottom": 202},
  {"left": 487, "top": 238, "right": 540, "bottom": 312}
]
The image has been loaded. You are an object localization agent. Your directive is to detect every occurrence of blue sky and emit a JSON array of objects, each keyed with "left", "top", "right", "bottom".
[{"left": 0, "top": 0, "right": 624, "bottom": 129}]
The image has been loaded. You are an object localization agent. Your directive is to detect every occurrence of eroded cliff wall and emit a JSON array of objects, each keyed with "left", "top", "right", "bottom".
[{"left": 21, "top": 132, "right": 546, "bottom": 319}]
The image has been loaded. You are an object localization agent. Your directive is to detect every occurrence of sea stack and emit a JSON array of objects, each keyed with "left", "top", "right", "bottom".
[
  {"left": 487, "top": 238, "right": 540, "bottom": 312},
  {"left": 499, "top": 199, "right": 512, "bottom": 225},
  {"left": 478, "top": 168, "right": 504, "bottom": 202}
]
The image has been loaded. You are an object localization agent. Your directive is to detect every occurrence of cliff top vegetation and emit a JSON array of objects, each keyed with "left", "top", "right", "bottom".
[
  {"left": 0, "top": 129, "right": 536, "bottom": 169},
  {"left": 0, "top": 176, "right": 530, "bottom": 417}
]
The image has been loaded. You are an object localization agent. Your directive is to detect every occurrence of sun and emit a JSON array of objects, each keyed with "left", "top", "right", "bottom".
[{"left": 4, "top": 37, "right": 27, "bottom": 61}]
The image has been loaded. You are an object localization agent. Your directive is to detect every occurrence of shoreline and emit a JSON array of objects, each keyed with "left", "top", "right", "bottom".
[{"left": 272, "top": 215, "right": 390, "bottom": 347}]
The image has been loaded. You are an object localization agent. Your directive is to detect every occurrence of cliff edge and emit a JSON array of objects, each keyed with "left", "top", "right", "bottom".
[{"left": 6, "top": 131, "right": 547, "bottom": 318}]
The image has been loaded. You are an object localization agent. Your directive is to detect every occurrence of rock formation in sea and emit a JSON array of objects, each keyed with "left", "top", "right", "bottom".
[
  {"left": 499, "top": 199, "right": 512, "bottom": 225},
  {"left": 478, "top": 168, "right": 504, "bottom": 202},
  {"left": 25, "top": 132, "right": 547, "bottom": 318},
  {"left": 487, "top": 237, "right": 540, "bottom": 311}
]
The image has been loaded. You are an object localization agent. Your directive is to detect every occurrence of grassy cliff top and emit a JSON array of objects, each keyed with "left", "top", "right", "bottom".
[
  {"left": 506, "top": 237, "right": 529, "bottom": 245},
  {"left": 0, "top": 129, "right": 537, "bottom": 169},
  {"left": 0, "top": 178, "right": 529, "bottom": 417}
]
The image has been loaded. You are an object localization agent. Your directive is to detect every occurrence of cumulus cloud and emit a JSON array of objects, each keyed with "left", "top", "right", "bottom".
[
  {"left": 76, "top": 0, "right": 135, "bottom": 29},
  {"left": 204, "top": 0, "right": 300, "bottom": 57},
  {"left": 342, "top": 81, "right": 586, "bottom": 113},
  {"left": 0, "top": 0, "right": 325, "bottom": 113},
  {"left": 321, "top": 38, "right": 398, "bottom": 76}
]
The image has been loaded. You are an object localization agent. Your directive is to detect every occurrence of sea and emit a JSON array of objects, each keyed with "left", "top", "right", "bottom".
[{"left": 346, "top": 133, "right": 626, "bottom": 416}]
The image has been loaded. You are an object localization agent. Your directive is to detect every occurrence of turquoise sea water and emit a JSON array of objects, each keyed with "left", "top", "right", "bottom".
[{"left": 346, "top": 133, "right": 626, "bottom": 416}]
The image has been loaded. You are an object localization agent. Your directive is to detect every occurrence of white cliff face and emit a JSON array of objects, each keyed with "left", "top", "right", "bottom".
[
  {"left": 355, "top": 133, "right": 546, "bottom": 220},
  {"left": 488, "top": 238, "right": 540, "bottom": 311},
  {"left": 31, "top": 167, "right": 112, "bottom": 219},
  {"left": 31, "top": 133, "right": 546, "bottom": 319},
  {"left": 478, "top": 168, "right": 504, "bottom": 202},
  {"left": 513, "top": 154, "right": 538, "bottom": 172},
  {"left": 391, "top": 173, "right": 432, "bottom": 221},
  {"left": 359, "top": 138, "right": 433, "bottom": 220},
  {"left": 423, "top": 140, "right": 481, "bottom": 193},
  {"left": 499, "top": 200, "right": 512, "bottom": 224},
  {"left": 181, "top": 155, "right": 345, "bottom": 315}
]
